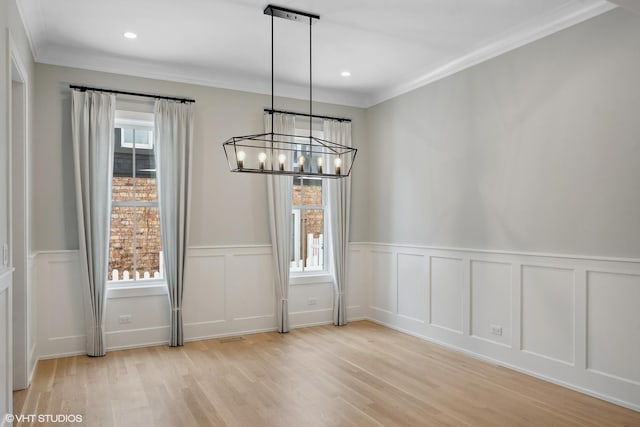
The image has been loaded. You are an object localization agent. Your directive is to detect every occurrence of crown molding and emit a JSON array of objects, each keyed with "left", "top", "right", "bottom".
[
  {"left": 367, "top": 0, "right": 617, "bottom": 107},
  {"left": 607, "top": 0, "right": 640, "bottom": 15},
  {"left": 35, "top": 47, "right": 370, "bottom": 108},
  {"left": 27, "top": 0, "right": 616, "bottom": 109},
  {"left": 15, "top": 0, "right": 41, "bottom": 61}
]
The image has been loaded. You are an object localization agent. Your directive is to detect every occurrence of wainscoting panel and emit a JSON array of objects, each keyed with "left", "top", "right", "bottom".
[
  {"left": 470, "top": 260, "right": 511, "bottom": 346},
  {"left": 227, "top": 252, "right": 274, "bottom": 322},
  {"left": 0, "top": 269, "right": 13, "bottom": 425},
  {"left": 289, "top": 282, "right": 333, "bottom": 327},
  {"left": 430, "top": 256, "right": 464, "bottom": 333},
  {"left": 521, "top": 265, "right": 575, "bottom": 365},
  {"left": 30, "top": 244, "right": 640, "bottom": 410},
  {"left": 359, "top": 242, "right": 640, "bottom": 411},
  {"left": 346, "top": 248, "right": 366, "bottom": 320},
  {"left": 34, "top": 245, "right": 368, "bottom": 358},
  {"left": 182, "top": 254, "right": 226, "bottom": 325},
  {"left": 370, "top": 250, "right": 395, "bottom": 315},
  {"left": 105, "top": 294, "right": 170, "bottom": 350},
  {"left": 397, "top": 252, "right": 428, "bottom": 323},
  {"left": 35, "top": 252, "right": 85, "bottom": 357},
  {"left": 586, "top": 271, "right": 640, "bottom": 385}
]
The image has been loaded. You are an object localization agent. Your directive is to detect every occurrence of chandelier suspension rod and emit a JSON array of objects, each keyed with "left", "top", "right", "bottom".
[
  {"left": 271, "top": 12, "right": 274, "bottom": 134},
  {"left": 309, "top": 15, "right": 312, "bottom": 144},
  {"left": 271, "top": 11, "right": 275, "bottom": 170}
]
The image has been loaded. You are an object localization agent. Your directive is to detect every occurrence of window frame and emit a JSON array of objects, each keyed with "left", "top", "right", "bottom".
[
  {"left": 119, "top": 126, "right": 154, "bottom": 150},
  {"left": 107, "top": 111, "right": 165, "bottom": 290},
  {"left": 289, "top": 128, "right": 332, "bottom": 285}
]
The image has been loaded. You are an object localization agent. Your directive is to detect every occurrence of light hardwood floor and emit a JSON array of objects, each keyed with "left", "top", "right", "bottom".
[{"left": 14, "top": 321, "right": 640, "bottom": 426}]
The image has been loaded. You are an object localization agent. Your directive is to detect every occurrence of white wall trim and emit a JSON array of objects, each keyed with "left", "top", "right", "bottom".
[
  {"left": 32, "top": 244, "right": 639, "bottom": 412},
  {"left": 33, "top": 244, "right": 368, "bottom": 359},
  {"left": 37, "top": 351, "right": 86, "bottom": 361},
  {"left": 35, "top": 48, "right": 369, "bottom": 108},
  {"left": 107, "top": 284, "right": 167, "bottom": 299},
  {"left": 183, "top": 326, "right": 279, "bottom": 344},
  {"left": 105, "top": 326, "right": 170, "bottom": 351},
  {"left": 290, "top": 320, "right": 333, "bottom": 329},
  {"left": 360, "top": 242, "right": 640, "bottom": 412},
  {"left": 368, "top": 318, "right": 640, "bottom": 413},
  {"left": 28, "top": 343, "right": 37, "bottom": 384},
  {"left": 21, "top": 2, "right": 616, "bottom": 109},
  {"left": 350, "top": 242, "right": 640, "bottom": 264},
  {"left": 609, "top": 0, "right": 640, "bottom": 15},
  {"left": 14, "top": 0, "right": 40, "bottom": 61},
  {"left": 367, "top": 1, "right": 617, "bottom": 106},
  {"left": 8, "top": 27, "right": 32, "bottom": 392},
  {"left": 44, "top": 242, "right": 640, "bottom": 264},
  {"left": 0, "top": 269, "right": 14, "bottom": 287},
  {"left": 32, "top": 249, "right": 79, "bottom": 256},
  {"left": 188, "top": 244, "right": 272, "bottom": 250}
]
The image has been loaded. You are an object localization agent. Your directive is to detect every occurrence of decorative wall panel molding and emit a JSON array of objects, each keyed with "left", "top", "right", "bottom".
[
  {"left": 32, "top": 246, "right": 366, "bottom": 358},
  {"left": 356, "top": 242, "right": 640, "bottom": 411}
]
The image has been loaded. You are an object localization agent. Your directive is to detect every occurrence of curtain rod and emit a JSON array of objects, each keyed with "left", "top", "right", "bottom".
[
  {"left": 69, "top": 85, "right": 195, "bottom": 104},
  {"left": 264, "top": 108, "right": 351, "bottom": 122}
]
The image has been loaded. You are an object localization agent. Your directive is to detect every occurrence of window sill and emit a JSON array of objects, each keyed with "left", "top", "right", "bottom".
[
  {"left": 289, "top": 273, "right": 333, "bottom": 286},
  {"left": 107, "top": 283, "right": 168, "bottom": 299}
]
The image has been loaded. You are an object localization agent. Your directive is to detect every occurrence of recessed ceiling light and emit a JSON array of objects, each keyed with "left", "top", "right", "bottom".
[
  {"left": 341, "top": 70, "right": 351, "bottom": 77},
  {"left": 123, "top": 32, "right": 137, "bottom": 39}
]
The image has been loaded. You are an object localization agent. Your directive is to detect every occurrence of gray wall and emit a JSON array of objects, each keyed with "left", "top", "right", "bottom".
[
  {"left": 0, "top": 0, "right": 7, "bottom": 258},
  {"left": 365, "top": 8, "right": 640, "bottom": 258},
  {"left": 33, "top": 64, "right": 367, "bottom": 251},
  {"left": 30, "top": 7, "right": 640, "bottom": 258}
]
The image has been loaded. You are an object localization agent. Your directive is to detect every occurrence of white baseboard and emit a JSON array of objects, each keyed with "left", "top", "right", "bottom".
[
  {"left": 106, "top": 325, "right": 170, "bottom": 351},
  {"left": 368, "top": 318, "right": 640, "bottom": 412},
  {"left": 290, "top": 320, "right": 333, "bottom": 329},
  {"left": 357, "top": 241, "right": 640, "bottom": 412},
  {"left": 183, "top": 326, "right": 279, "bottom": 343},
  {"left": 28, "top": 343, "right": 37, "bottom": 385}
]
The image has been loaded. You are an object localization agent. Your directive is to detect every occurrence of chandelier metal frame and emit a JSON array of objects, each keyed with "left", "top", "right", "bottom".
[{"left": 222, "top": 4, "right": 357, "bottom": 178}]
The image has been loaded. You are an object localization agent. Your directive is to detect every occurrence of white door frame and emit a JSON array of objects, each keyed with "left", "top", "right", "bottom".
[{"left": 8, "top": 29, "right": 31, "bottom": 391}]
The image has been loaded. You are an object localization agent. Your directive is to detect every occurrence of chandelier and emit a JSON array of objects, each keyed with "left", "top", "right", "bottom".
[{"left": 222, "top": 5, "right": 357, "bottom": 178}]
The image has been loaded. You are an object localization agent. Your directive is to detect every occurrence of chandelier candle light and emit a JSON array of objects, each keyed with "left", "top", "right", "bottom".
[{"left": 222, "top": 5, "right": 357, "bottom": 178}]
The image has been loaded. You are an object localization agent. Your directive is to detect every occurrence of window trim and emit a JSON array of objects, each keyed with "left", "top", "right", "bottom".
[
  {"left": 290, "top": 273, "right": 333, "bottom": 286},
  {"left": 119, "top": 127, "right": 154, "bottom": 150},
  {"left": 109, "top": 110, "right": 163, "bottom": 288},
  {"left": 107, "top": 283, "right": 168, "bottom": 299},
  {"left": 290, "top": 128, "right": 330, "bottom": 280}
]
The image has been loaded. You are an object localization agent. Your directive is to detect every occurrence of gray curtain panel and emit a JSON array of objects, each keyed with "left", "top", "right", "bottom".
[
  {"left": 265, "top": 113, "right": 296, "bottom": 333},
  {"left": 324, "top": 120, "right": 352, "bottom": 326},
  {"left": 154, "top": 100, "right": 194, "bottom": 347},
  {"left": 71, "top": 90, "right": 116, "bottom": 356}
]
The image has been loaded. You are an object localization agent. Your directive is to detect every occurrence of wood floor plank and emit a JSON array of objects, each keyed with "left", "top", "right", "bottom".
[{"left": 14, "top": 321, "right": 640, "bottom": 426}]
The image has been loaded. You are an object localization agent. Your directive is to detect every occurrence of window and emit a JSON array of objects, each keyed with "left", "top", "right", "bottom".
[
  {"left": 108, "top": 111, "right": 163, "bottom": 285},
  {"left": 290, "top": 129, "right": 328, "bottom": 275}
]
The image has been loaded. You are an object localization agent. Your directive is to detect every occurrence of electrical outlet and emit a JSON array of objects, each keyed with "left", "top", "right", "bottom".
[
  {"left": 2, "top": 243, "right": 8, "bottom": 266},
  {"left": 119, "top": 314, "right": 132, "bottom": 324},
  {"left": 307, "top": 297, "right": 318, "bottom": 306},
  {"left": 490, "top": 325, "right": 503, "bottom": 336}
]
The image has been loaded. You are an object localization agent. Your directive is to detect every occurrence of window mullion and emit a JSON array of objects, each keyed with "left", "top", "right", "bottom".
[
  {"left": 112, "top": 201, "right": 157, "bottom": 208},
  {"left": 301, "top": 208, "right": 307, "bottom": 272},
  {"left": 301, "top": 179, "right": 306, "bottom": 272},
  {"left": 132, "top": 130, "right": 137, "bottom": 282}
]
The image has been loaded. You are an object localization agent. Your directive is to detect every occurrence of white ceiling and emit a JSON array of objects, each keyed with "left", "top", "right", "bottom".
[{"left": 17, "top": 0, "right": 616, "bottom": 107}]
